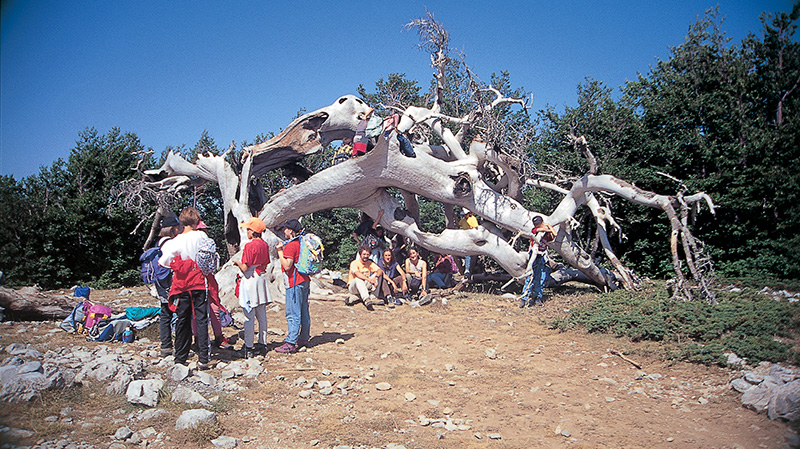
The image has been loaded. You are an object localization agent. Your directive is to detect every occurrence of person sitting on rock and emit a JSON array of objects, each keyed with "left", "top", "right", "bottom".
[
  {"left": 427, "top": 253, "right": 458, "bottom": 289},
  {"left": 347, "top": 245, "right": 385, "bottom": 310},
  {"left": 404, "top": 247, "right": 429, "bottom": 299},
  {"left": 377, "top": 248, "right": 408, "bottom": 305}
]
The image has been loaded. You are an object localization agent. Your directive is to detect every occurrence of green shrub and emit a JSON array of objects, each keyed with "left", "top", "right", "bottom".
[{"left": 551, "top": 282, "right": 800, "bottom": 366}]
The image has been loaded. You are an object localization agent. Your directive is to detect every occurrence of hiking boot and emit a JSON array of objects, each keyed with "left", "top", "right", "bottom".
[
  {"left": 398, "top": 134, "right": 416, "bottom": 158},
  {"left": 345, "top": 294, "right": 359, "bottom": 306},
  {"left": 161, "top": 347, "right": 174, "bottom": 357},
  {"left": 214, "top": 337, "right": 233, "bottom": 350},
  {"left": 198, "top": 361, "right": 211, "bottom": 371},
  {"left": 532, "top": 298, "right": 544, "bottom": 307},
  {"left": 298, "top": 339, "right": 309, "bottom": 348},
  {"left": 418, "top": 294, "right": 433, "bottom": 306},
  {"left": 275, "top": 342, "right": 297, "bottom": 354},
  {"left": 391, "top": 296, "right": 404, "bottom": 306},
  {"left": 254, "top": 343, "right": 268, "bottom": 355},
  {"left": 519, "top": 297, "right": 528, "bottom": 308},
  {"left": 386, "top": 296, "right": 395, "bottom": 308},
  {"left": 241, "top": 346, "right": 255, "bottom": 359}
]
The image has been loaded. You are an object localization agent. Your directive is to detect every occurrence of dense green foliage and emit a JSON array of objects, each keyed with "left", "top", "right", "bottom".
[
  {"left": 0, "top": 6, "right": 796, "bottom": 291},
  {"left": 551, "top": 282, "right": 800, "bottom": 366},
  {"left": 531, "top": 7, "right": 800, "bottom": 279}
]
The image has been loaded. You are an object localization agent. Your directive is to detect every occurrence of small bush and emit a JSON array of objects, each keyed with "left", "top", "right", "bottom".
[{"left": 550, "top": 281, "right": 800, "bottom": 366}]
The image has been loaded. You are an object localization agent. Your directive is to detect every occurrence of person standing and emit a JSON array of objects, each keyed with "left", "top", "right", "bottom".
[
  {"left": 275, "top": 219, "right": 311, "bottom": 354},
  {"left": 158, "top": 207, "right": 213, "bottom": 369},
  {"left": 519, "top": 216, "right": 556, "bottom": 308},
  {"left": 232, "top": 217, "right": 271, "bottom": 358},
  {"left": 458, "top": 208, "right": 479, "bottom": 278},
  {"left": 154, "top": 214, "right": 181, "bottom": 357}
]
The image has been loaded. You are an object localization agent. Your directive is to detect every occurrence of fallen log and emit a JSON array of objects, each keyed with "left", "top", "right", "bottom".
[{"left": 0, "top": 286, "right": 75, "bottom": 321}]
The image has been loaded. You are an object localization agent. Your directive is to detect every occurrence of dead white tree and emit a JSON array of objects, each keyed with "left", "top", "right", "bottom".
[{"left": 129, "top": 12, "right": 716, "bottom": 305}]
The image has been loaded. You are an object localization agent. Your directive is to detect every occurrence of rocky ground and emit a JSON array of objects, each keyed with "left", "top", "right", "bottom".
[{"left": 0, "top": 284, "right": 798, "bottom": 449}]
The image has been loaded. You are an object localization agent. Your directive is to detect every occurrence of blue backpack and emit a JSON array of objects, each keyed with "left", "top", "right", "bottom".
[{"left": 139, "top": 243, "right": 171, "bottom": 285}]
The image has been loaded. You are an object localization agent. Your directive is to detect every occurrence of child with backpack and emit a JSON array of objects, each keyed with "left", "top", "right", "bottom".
[
  {"left": 232, "top": 217, "right": 271, "bottom": 358},
  {"left": 140, "top": 214, "right": 181, "bottom": 357},
  {"left": 274, "top": 218, "right": 312, "bottom": 354}
]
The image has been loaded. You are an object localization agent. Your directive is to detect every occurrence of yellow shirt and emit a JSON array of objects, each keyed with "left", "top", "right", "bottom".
[
  {"left": 348, "top": 258, "right": 379, "bottom": 285},
  {"left": 458, "top": 214, "right": 478, "bottom": 230}
]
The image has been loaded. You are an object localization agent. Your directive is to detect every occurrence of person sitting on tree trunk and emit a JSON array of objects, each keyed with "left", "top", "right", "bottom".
[
  {"left": 352, "top": 210, "right": 386, "bottom": 264},
  {"left": 519, "top": 216, "right": 556, "bottom": 308}
]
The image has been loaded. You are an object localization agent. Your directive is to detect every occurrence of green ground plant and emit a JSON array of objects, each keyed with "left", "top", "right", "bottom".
[{"left": 550, "top": 281, "right": 800, "bottom": 366}]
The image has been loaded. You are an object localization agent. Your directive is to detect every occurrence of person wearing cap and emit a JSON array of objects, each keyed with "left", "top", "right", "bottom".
[
  {"left": 154, "top": 213, "right": 181, "bottom": 357},
  {"left": 232, "top": 217, "right": 271, "bottom": 358},
  {"left": 275, "top": 218, "right": 311, "bottom": 354},
  {"left": 518, "top": 216, "right": 556, "bottom": 308},
  {"left": 158, "top": 207, "right": 213, "bottom": 369}
]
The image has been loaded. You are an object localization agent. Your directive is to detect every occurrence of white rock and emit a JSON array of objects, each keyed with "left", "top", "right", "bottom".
[
  {"left": 175, "top": 409, "right": 217, "bottom": 430},
  {"left": 211, "top": 435, "right": 238, "bottom": 448},
  {"left": 376, "top": 382, "right": 392, "bottom": 391},
  {"left": 126, "top": 379, "right": 164, "bottom": 407},
  {"left": 171, "top": 385, "right": 211, "bottom": 408}
]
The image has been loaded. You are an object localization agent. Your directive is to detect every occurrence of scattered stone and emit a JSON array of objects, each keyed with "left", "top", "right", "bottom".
[
  {"left": 175, "top": 409, "right": 217, "bottom": 430},
  {"left": 443, "top": 407, "right": 453, "bottom": 415},
  {"left": 488, "top": 433, "right": 502, "bottom": 439},
  {"left": 299, "top": 390, "right": 313, "bottom": 398},
  {"left": 376, "top": 382, "right": 392, "bottom": 391},
  {"left": 474, "top": 432, "right": 482, "bottom": 439},
  {"left": 444, "top": 363, "right": 454, "bottom": 371},
  {"left": 172, "top": 385, "right": 211, "bottom": 408},
  {"left": 485, "top": 348, "right": 497, "bottom": 359},
  {"left": 731, "top": 378, "right": 755, "bottom": 393},
  {"left": 335, "top": 338, "right": 345, "bottom": 345},
  {"left": 319, "top": 387, "right": 334, "bottom": 395},
  {"left": 126, "top": 379, "right": 164, "bottom": 407},
  {"left": 168, "top": 364, "right": 191, "bottom": 381},
  {"left": 211, "top": 435, "right": 238, "bottom": 448},
  {"left": 405, "top": 392, "right": 416, "bottom": 402},
  {"left": 113, "top": 426, "right": 133, "bottom": 440}
]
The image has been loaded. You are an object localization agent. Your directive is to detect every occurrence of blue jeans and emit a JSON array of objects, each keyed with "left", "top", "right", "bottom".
[
  {"left": 464, "top": 256, "right": 473, "bottom": 274},
  {"left": 521, "top": 255, "right": 547, "bottom": 301},
  {"left": 427, "top": 272, "right": 453, "bottom": 289},
  {"left": 285, "top": 281, "right": 310, "bottom": 345}
]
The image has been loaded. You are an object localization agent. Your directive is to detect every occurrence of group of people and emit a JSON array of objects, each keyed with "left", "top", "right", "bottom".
[
  {"left": 152, "top": 208, "right": 313, "bottom": 369},
  {"left": 150, "top": 203, "right": 557, "bottom": 367}
]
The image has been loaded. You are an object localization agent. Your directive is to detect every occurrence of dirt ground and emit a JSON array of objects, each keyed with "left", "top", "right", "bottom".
[{"left": 0, "top": 284, "right": 795, "bottom": 449}]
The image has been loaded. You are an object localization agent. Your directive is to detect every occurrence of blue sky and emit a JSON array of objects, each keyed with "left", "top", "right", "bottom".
[{"left": 0, "top": 0, "right": 793, "bottom": 179}]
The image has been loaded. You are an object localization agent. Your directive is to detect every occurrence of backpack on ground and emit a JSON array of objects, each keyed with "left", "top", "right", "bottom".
[
  {"left": 83, "top": 303, "right": 113, "bottom": 336},
  {"left": 196, "top": 237, "right": 219, "bottom": 276},
  {"left": 139, "top": 245, "right": 170, "bottom": 285},
  {"left": 294, "top": 234, "right": 325, "bottom": 275}
]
